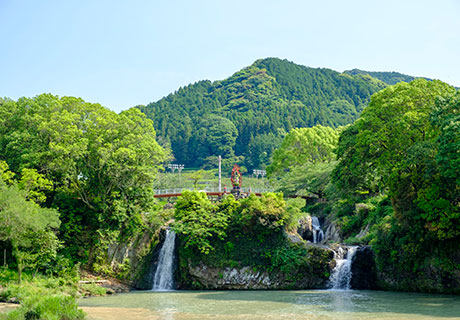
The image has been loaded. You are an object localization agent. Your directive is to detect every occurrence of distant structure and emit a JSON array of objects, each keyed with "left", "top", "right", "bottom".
[
  {"left": 167, "top": 164, "right": 184, "bottom": 174},
  {"left": 231, "top": 164, "right": 242, "bottom": 197},
  {"left": 253, "top": 169, "right": 266, "bottom": 179}
]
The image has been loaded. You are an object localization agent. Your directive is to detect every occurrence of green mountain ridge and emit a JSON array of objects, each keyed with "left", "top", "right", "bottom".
[
  {"left": 138, "top": 58, "right": 426, "bottom": 170},
  {"left": 344, "top": 68, "right": 431, "bottom": 85}
]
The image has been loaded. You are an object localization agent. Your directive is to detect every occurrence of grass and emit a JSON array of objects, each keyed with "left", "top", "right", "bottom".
[{"left": 0, "top": 268, "right": 85, "bottom": 320}]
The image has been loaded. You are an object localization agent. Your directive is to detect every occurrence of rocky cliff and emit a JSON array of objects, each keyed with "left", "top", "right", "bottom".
[
  {"left": 176, "top": 244, "right": 335, "bottom": 290},
  {"left": 350, "top": 246, "right": 378, "bottom": 290}
]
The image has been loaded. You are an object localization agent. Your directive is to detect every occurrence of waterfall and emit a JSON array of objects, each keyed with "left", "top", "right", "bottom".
[
  {"left": 329, "top": 246, "right": 357, "bottom": 290},
  {"left": 311, "top": 216, "right": 324, "bottom": 243},
  {"left": 152, "top": 229, "right": 176, "bottom": 291}
]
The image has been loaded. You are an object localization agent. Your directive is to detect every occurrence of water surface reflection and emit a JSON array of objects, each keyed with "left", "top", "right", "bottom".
[{"left": 80, "top": 290, "right": 460, "bottom": 320}]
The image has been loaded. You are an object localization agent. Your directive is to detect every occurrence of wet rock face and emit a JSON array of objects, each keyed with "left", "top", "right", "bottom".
[
  {"left": 180, "top": 263, "right": 330, "bottom": 290},
  {"left": 186, "top": 265, "right": 276, "bottom": 289},
  {"left": 297, "top": 216, "right": 313, "bottom": 241},
  {"left": 323, "top": 222, "right": 341, "bottom": 243},
  {"left": 350, "top": 246, "right": 378, "bottom": 290}
]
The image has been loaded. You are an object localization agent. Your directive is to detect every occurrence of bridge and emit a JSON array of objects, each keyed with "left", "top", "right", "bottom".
[{"left": 153, "top": 187, "right": 272, "bottom": 198}]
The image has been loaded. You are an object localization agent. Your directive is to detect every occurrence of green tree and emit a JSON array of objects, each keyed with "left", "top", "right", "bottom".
[
  {"left": 139, "top": 58, "right": 388, "bottom": 169},
  {"left": 198, "top": 115, "right": 238, "bottom": 159},
  {"left": 0, "top": 179, "right": 60, "bottom": 282},
  {"left": 332, "top": 79, "right": 456, "bottom": 198},
  {"left": 267, "top": 125, "right": 340, "bottom": 197},
  {"left": 173, "top": 190, "right": 228, "bottom": 254},
  {"left": 187, "top": 169, "right": 206, "bottom": 189},
  {"left": 332, "top": 79, "right": 458, "bottom": 285},
  {"left": 0, "top": 94, "right": 167, "bottom": 265},
  {"left": 235, "top": 193, "right": 288, "bottom": 235},
  {"left": 18, "top": 168, "right": 53, "bottom": 204},
  {"left": 416, "top": 92, "right": 460, "bottom": 240}
]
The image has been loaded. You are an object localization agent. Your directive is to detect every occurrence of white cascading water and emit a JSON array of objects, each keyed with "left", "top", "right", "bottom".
[
  {"left": 152, "top": 229, "right": 176, "bottom": 291},
  {"left": 311, "top": 216, "right": 324, "bottom": 243},
  {"left": 329, "top": 246, "right": 357, "bottom": 290}
]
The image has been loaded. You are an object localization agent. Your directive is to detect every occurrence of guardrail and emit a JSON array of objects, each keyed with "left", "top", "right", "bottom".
[{"left": 153, "top": 187, "right": 273, "bottom": 196}]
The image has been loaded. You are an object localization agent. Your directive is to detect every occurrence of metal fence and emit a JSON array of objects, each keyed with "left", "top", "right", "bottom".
[{"left": 153, "top": 187, "right": 273, "bottom": 195}]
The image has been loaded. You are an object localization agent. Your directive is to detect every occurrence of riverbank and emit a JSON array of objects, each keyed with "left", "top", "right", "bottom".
[
  {"left": 0, "top": 303, "right": 18, "bottom": 314},
  {"left": 0, "top": 268, "right": 133, "bottom": 319}
]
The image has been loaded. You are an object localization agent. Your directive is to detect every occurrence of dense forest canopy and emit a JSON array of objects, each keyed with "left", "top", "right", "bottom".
[
  {"left": 328, "top": 79, "right": 460, "bottom": 289},
  {"left": 0, "top": 94, "right": 167, "bottom": 268},
  {"left": 343, "top": 69, "right": 429, "bottom": 85},
  {"left": 139, "top": 58, "right": 394, "bottom": 170}
]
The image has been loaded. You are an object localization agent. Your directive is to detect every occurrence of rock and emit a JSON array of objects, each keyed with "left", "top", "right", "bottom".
[
  {"left": 350, "top": 246, "right": 378, "bottom": 290},
  {"left": 131, "top": 227, "right": 175, "bottom": 290},
  {"left": 186, "top": 264, "right": 276, "bottom": 289},
  {"left": 297, "top": 216, "right": 313, "bottom": 241},
  {"left": 179, "top": 244, "right": 335, "bottom": 290},
  {"left": 323, "top": 222, "right": 341, "bottom": 243},
  {"left": 105, "top": 288, "right": 115, "bottom": 295},
  {"left": 6, "top": 297, "right": 18, "bottom": 304},
  {"left": 355, "top": 224, "right": 369, "bottom": 239},
  {"left": 286, "top": 232, "right": 304, "bottom": 244}
]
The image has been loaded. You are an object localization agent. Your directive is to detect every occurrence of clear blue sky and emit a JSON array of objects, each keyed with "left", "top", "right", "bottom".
[{"left": 1, "top": 0, "right": 459, "bottom": 113}]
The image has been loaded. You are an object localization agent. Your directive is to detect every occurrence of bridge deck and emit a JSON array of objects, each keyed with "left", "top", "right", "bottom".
[{"left": 153, "top": 191, "right": 263, "bottom": 198}]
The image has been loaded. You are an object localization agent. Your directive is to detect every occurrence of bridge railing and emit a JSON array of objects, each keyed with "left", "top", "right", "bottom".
[{"left": 153, "top": 187, "right": 273, "bottom": 196}]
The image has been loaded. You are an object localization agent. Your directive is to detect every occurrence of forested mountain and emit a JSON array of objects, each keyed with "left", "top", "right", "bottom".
[
  {"left": 343, "top": 68, "right": 429, "bottom": 85},
  {"left": 139, "top": 58, "right": 391, "bottom": 170}
]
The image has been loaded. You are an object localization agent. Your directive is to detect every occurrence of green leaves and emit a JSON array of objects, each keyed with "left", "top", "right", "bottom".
[
  {"left": 333, "top": 79, "right": 455, "bottom": 196},
  {"left": 174, "top": 190, "right": 227, "bottom": 254},
  {"left": 268, "top": 125, "right": 340, "bottom": 197},
  {"left": 173, "top": 191, "right": 291, "bottom": 254},
  {"left": 140, "top": 58, "right": 386, "bottom": 169},
  {"left": 415, "top": 92, "right": 460, "bottom": 240},
  {"left": 0, "top": 180, "right": 60, "bottom": 281},
  {"left": 0, "top": 93, "right": 168, "bottom": 266}
]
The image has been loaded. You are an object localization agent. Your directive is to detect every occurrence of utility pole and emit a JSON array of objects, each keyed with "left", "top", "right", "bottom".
[{"left": 218, "top": 155, "right": 222, "bottom": 193}]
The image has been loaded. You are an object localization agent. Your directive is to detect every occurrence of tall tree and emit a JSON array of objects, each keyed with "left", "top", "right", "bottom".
[
  {"left": 0, "top": 167, "right": 60, "bottom": 282},
  {"left": 267, "top": 125, "right": 340, "bottom": 197},
  {"left": 0, "top": 94, "right": 167, "bottom": 264}
]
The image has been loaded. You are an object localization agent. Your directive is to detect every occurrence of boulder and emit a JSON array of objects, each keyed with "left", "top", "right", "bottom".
[
  {"left": 350, "top": 246, "right": 378, "bottom": 290},
  {"left": 297, "top": 216, "right": 313, "bottom": 241}
]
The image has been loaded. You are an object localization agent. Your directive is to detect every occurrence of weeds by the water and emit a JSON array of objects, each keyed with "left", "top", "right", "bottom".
[{"left": 0, "top": 269, "right": 85, "bottom": 320}]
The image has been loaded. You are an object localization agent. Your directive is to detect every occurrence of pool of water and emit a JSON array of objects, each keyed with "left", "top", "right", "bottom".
[{"left": 79, "top": 290, "right": 460, "bottom": 320}]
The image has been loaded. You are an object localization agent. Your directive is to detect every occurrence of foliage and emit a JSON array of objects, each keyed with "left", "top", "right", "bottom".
[
  {"left": 285, "top": 197, "right": 307, "bottom": 231},
  {"left": 268, "top": 125, "right": 340, "bottom": 198},
  {"left": 0, "top": 175, "right": 60, "bottom": 282},
  {"left": 331, "top": 79, "right": 460, "bottom": 289},
  {"left": 140, "top": 58, "right": 388, "bottom": 169},
  {"left": 332, "top": 79, "right": 455, "bottom": 196},
  {"left": 173, "top": 190, "right": 228, "bottom": 254},
  {"left": 416, "top": 92, "right": 460, "bottom": 240},
  {"left": 79, "top": 283, "right": 107, "bottom": 296},
  {"left": 0, "top": 275, "right": 84, "bottom": 320},
  {"left": 0, "top": 94, "right": 167, "bottom": 267},
  {"left": 235, "top": 193, "right": 289, "bottom": 235},
  {"left": 344, "top": 69, "right": 428, "bottom": 85}
]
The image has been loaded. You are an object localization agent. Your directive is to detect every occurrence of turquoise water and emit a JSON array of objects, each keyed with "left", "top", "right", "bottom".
[{"left": 79, "top": 290, "right": 460, "bottom": 320}]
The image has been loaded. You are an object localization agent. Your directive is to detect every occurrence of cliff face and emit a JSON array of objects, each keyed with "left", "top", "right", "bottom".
[
  {"left": 176, "top": 245, "right": 335, "bottom": 290},
  {"left": 350, "top": 246, "right": 460, "bottom": 294},
  {"left": 178, "top": 264, "right": 328, "bottom": 290},
  {"left": 350, "top": 246, "right": 378, "bottom": 290},
  {"left": 106, "top": 228, "right": 163, "bottom": 290},
  {"left": 376, "top": 253, "right": 460, "bottom": 294}
]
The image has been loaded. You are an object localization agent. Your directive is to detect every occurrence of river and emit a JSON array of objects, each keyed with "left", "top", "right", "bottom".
[{"left": 79, "top": 290, "right": 460, "bottom": 320}]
